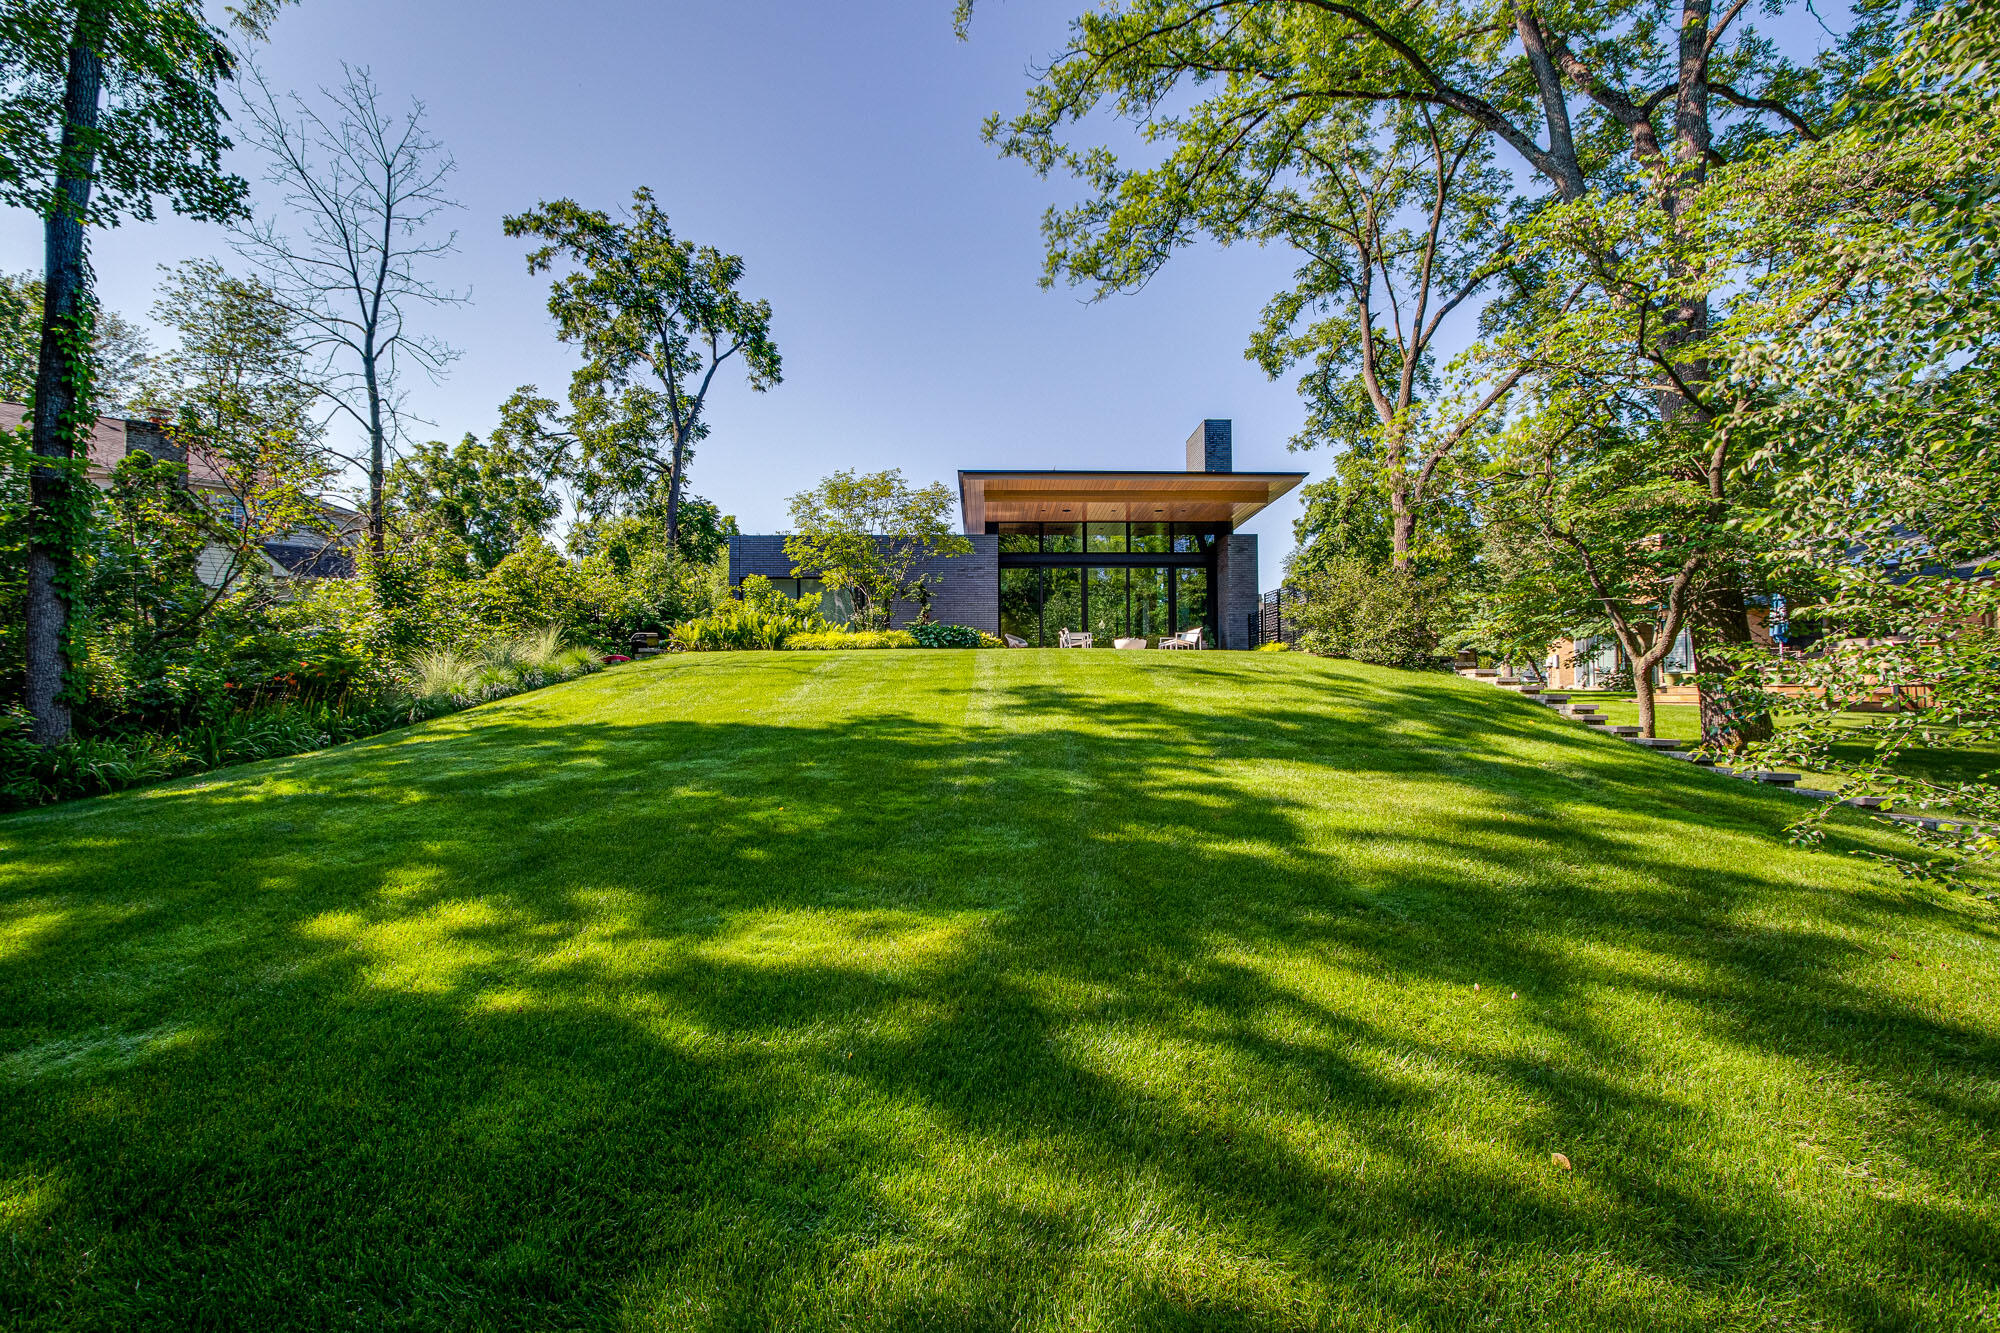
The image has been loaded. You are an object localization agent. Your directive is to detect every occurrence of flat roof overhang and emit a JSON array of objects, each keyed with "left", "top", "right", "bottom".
[{"left": 958, "top": 469, "right": 1307, "bottom": 533}]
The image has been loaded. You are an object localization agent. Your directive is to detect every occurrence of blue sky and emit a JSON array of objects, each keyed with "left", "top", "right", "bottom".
[{"left": 1, "top": 1, "right": 1853, "bottom": 578}]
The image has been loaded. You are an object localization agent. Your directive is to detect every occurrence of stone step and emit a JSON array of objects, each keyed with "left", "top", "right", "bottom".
[
  {"left": 1663, "top": 752, "right": 1717, "bottom": 766},
  {"left": 1843, "top": 795, "right": 1888, "bottom": 810},
  {"left": 1793, "top": 788, "right": 1840, "bottom": 800},
  {"left": 1610, "top": 725, "right": 1642, "bottom": 737},
  {"left": 1743, "top": 771, "right": 1801, "bottom": 787},
  {"left": 1630, "top": 737, "right": 1692, "bottom": 750}
]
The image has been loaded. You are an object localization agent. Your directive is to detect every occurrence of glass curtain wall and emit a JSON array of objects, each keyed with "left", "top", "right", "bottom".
[
  {"left": 1087, "top": 568, "right": 1127, "bottom": 643},
  {"left": 993, "top": 523, "right": 1219, "bottom": 646},
  {"left": 1043, "top": 567, "right": 1083, "bottom": 643}
]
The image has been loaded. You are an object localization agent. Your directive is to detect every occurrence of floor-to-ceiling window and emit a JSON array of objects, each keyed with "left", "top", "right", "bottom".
[
  {"left": 1086, "top": 567, "right": 1127, "bottom": 644},
  {"left": 1130, "top": 566, "right": 1169, "bottom": 638},
  {"left": 990, "top": 522, "right": 1219, "bottom": 646},
  {"left": 1043, "top": 567, "right": 1083, "bottom": 643}
]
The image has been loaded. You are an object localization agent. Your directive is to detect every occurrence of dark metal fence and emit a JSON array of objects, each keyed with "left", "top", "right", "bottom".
[{"left": 1256, "top": 586, "right": 1308, "bottom": 647}]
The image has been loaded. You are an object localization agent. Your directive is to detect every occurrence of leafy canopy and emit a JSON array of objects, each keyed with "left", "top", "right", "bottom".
[{"left": 784, "top": 470, "right": 971, "bottom": 630}]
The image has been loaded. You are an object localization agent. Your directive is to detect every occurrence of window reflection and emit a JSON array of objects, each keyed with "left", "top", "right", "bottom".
[
  {"left": 1175, "top": 568, "right": 1210, "bottom": 636},
  {"left": 1086, "top": 522, "right": 1125, "bottom": 553},
  {"left": 1044, "top": 523, "right": 1083, "bottom": 554},
  {"left": 1130, "top": 566, "right": 1168, "bottom": 641},
  {"left": 998, "top": 523, "right": 1040, "bottom": 554},
  {"left": 1000, "top": 567, "right": 1041, "bottom": 645},
  {"left": 1043, "top": 567, "right": 1083, "bottom": 641},
  {"left": 1087, "top": 567, "right": 1126, "bottom": 644}
]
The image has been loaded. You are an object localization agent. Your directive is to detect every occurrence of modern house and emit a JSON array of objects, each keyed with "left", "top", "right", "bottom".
[
  {"left": 728, "top": 420, "right": 1304, "bottom": 648},
  {"left": 1, "top": 403, "right": 360, "bottom": 586}
]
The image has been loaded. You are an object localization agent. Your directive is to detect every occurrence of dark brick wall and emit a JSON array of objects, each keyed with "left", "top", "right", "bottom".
[
  {"left": 727, "top": 534, "right": 999, "bottom": 633},
  {"left": 1218, "top": 532, "right": 1258, "bottom": 649},
  {"left": 1185, "top": 419, "right": 1232, "bottom": 473}
]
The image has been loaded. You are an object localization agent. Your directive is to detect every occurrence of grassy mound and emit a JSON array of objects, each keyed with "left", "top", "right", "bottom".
[{"left": 2, "top": 652, "right": 1995, "bottom": 1329}]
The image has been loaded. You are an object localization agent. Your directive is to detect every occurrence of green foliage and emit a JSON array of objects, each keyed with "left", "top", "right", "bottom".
[
  {"left": 783, "top": 629, "right": 918, "bottom": 651},
  {"left": 0, "top": 0, "right": 288, "bottom": 226},
  {"left": 386, "top": 432, "right": 560, "bottom": 573},
  {"left": 783, "top": 469, "right": 972, "bottom": 630},
  {"left": 668, "top": 585, "right": 827, "bottom": 653},
  {"left": 1291, "top": 558, "right": 1446, "bottom": 671},
  {"left": 906, "top": 622, "right": 984, "bottom": 649}
]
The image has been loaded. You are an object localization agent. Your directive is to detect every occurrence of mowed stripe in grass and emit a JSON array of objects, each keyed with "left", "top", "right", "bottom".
[{"left": 1, "top": 650, "right": 1996, "bottom": 1330}]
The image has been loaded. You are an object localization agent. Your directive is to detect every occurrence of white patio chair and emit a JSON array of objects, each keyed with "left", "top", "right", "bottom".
[
  {"left": 1003, "top": 633, "right": 1028, "bottom": 648},
  {"left": 1159, "top": 626, "right": 1204, "bottom": 650},
  {"left": 1056, "top": 628, "right": 1093, "bottom": 648}
]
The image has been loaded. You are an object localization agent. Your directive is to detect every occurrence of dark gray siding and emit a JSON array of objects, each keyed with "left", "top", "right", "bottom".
[
  {"left": 727, "top": 533, "right": 999, "bottom": 633},
  {"left": 1218, "top": 533, "right": 1258, "bottom": 649}
]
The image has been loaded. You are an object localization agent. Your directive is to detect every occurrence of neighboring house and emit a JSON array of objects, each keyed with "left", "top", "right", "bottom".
[
  {"left": 2, "top": 403, "right": 360, "bottom": 589},
  {"left": 728, "top": 420, "right": 1304, "bottom": 648}
]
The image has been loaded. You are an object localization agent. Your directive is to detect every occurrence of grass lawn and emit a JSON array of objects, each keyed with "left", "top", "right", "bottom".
[
  {"left": 3, "top": 651, "right": 1997, "bottom": 1330},
  {"left": 1565, "top": 692, "right": 2000, "bottom": 792}
]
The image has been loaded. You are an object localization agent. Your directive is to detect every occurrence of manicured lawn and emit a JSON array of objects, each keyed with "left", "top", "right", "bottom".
[
  {"left": 1568, "top": 692, "right": 2000, "bottom": 792},
  {"left": 3, "top": 651, "right": 1996, "bottom": 1330}
]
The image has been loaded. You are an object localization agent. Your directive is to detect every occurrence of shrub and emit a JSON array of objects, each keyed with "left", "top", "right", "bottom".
[
  {"left": 669, "top": 586, "right": 828, "bottom": 652},
  {"left": 907, "top": 622, "right": 985, "bottom": 649},
  {"left": 1291, "top": 558, "right": 1446, "bottom": 670},
  {"left": 1255, "top": 641, "right": 1292, "bottom": 652},
  {"left": 784, "top": 629, "right": 918, "bottom": 650}
]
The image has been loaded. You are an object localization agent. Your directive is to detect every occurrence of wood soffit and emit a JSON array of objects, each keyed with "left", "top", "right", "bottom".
[{"left": 958, "top": 470, "right": 1305, "bottom": 531}]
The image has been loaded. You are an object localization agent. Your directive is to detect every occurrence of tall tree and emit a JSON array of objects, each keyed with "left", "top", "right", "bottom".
[
  {"left": 231, "top": 62, "right": 461, "bottom": 563},
  {"left": 503, "top": 188, "right": 781, "bottom": 552},
  {"left": 1692, "top": 0, "right": 2000, "bottom": 870},
  {"left": 0, "top": 0, "right": 289, "bottom": 743},
  {"left": 969, "top": 0, "right": 1898, "bottom": 729}
]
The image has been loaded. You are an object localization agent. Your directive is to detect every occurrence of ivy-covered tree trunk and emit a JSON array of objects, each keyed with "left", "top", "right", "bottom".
[{"left": 24, "top": 16, "right": 106, "bottom": 746}]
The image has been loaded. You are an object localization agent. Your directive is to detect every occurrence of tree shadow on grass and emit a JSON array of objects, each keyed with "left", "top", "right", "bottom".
[{"left": 1, "top": 656, "right": 1996, "bottom": 1329}]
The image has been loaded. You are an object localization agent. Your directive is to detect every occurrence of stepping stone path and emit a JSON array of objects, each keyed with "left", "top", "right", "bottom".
[{"left": 1448, "top": 666, "right": 1896, "bottom": 812}]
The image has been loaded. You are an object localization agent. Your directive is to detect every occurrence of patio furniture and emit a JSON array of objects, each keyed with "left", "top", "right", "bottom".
[
  {"left": 1056, "top": 628, "right": 1093, "bottom": 648},
  {"left": 1159, "top": 627, "right": 1204, "bottom": 650},
  {"left": 1003, "top": 633, "right": 1028, "bottom": 648},
  {"left": 1114, "top": 637, "right": 1148, "bottom": 650}
]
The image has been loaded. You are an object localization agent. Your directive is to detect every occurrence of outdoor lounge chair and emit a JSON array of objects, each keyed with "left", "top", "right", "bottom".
[
  {"left": 1056, "top": 628, "right": 1093, "bottom": 648},
  {"left": 1003, "top": 633, "right": 1028, "bottom": 648},
  {"left": 1159, "top": 626, "right": 1204, "bottom": 650}
]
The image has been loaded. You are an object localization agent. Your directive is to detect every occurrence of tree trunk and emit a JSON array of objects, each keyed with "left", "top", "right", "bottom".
[
  {"left": 24, "top": 18, "right": 106, "bottom": 747},
  {"left": 362, "top": 349, "right": 385, "bottom": 561},
  {"left": 664, "top": 430, "right": 686, "bottom": 553},
  {"left": 1695, "top": 583, "right": 1774, "bottom": 752},
  {"left": 1390, "top": 496, "right": 1415, "bottom": 573},
  {"left": 1634, "top": 658, "right": 1657, "bottom": 739}
]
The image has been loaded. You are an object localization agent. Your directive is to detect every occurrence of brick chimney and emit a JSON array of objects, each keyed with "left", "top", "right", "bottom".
[{"left": 1186, "top": 419, "right": 1232, "bottom": 473}]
